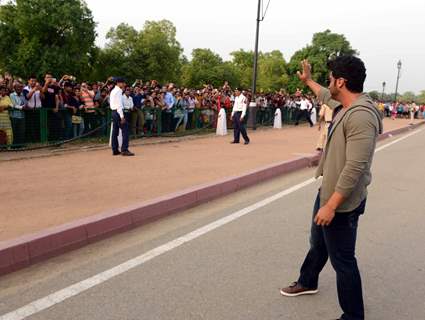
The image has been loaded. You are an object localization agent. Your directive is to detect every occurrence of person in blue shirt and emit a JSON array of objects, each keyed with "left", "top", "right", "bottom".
[
  {"left": 162, "top": 85, "right": 175, "bottom": 132},
  {"left": 131, "top": 86, "right": 145, "bottom": 136}
]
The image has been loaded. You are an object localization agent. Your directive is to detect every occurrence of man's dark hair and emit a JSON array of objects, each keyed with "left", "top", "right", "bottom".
[{"left": 327, "top": 55, "right": 366, "bottom": 93}]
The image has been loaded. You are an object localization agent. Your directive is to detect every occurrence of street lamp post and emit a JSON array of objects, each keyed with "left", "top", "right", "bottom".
[
  {"left": 247, "top": 0, "right": 262, "bottom": 130},
  {"left": 394, "top": 60, "right": 402, "bottom": 102},
  {"left": 381, "top": 81, "right": 386, "bottom": 100}
]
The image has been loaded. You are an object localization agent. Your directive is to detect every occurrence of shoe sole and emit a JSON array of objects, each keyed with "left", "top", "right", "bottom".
[{"left": 279, "top": 288, "right": 318, "bottom": 297}]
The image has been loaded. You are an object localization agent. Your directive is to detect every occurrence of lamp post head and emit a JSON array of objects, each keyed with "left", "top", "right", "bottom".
[
  {"left": 397, "top": 60, "right": 402, "bottom": 69},
  {"left": 383, "top": 81, "right": 386, "bottom": 87}
]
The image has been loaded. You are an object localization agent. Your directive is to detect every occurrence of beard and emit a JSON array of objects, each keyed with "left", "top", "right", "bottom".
[{"left": 329, "top": 86, "right": 339, "bottom": 100}]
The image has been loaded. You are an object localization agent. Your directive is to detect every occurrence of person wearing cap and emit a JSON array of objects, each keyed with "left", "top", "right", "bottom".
[
  {"left": 110, "top": 77, "right": 134, "bottom": 156},
  {"left": 230, "top": 88, "right": 250, "bottom": 145}
]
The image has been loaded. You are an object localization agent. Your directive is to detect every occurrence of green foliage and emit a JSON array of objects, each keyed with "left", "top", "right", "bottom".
[
  {"left": 181, "top": 48, "right": 239, "bottom": 88},
  {"left": 287, "top": 30, "right": 357, "bottom": 93},
  {"left": 416, "top": 90, "right": 425, "bottom": 104},
  {"left": 0, "top": 0, "right": 96, "bottom": 80},
  {"left": 229, "top": 49, "right": 288, "bottom": 92},
  {"left": 368, "top": 91, "right": 381, "bottom": 100},
  {"left": 0, "top": 7, "right": 381, "bottom": 96},
  {"left": 381, "top": 92, "right": 395, "bottom": 102},
  {"left": 230, "top": 49, "right": 254, "bottom": 89},
  {"left": 92, "top": 20, "right": 183, "bottom": 84},
  {"left": 257, "top": 50, "right": 288, "bottom": 92},
  {"left": 400, "top": 91, "right": 416, "bottom": 103}
]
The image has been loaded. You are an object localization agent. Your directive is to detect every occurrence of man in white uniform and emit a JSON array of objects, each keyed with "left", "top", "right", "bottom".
[
  {"left": 110, "top": 77, "right": 134, "bottom": 156},
  {"left": 230, "top": 88, "right": 250, "bottom": 145},
  {"left": 295, "top": 96, "right": 314, "bottom": 127}
]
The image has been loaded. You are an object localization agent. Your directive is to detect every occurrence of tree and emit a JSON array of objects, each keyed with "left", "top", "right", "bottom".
[
  {"left": 90, "top": 23, "right": 139, "bottom": 81},
  {"left": 368, "top": 91, "right": 381, "bottom": 101},
  {"left": 92, "top": 20, "right": 184, "bottom": 84},
  {"left": 229, "top": 49, "right": 289, "bottom": 92},
  {"left": 181, "top": 48, "right": 239, "bottom": 88},
  {"left": 287, "top": 30, "right": 357, "bottom": 93},
  {"left": 230, "top": 49, "right": 254, "bottom": 89},
  {"left": 0, "top": 0, "right": 96, "bottom": 80},
  {"left": 139, "top": 20, "right": 183, "bottom": 83},
  {"left": 400, "top": 91, "right": 416, "bottom": 103},
  {"left": 416, "top": 90, "right": 425, "bottom": 104},
  {"left": 257, "top": 50, "right": 288, "bottom": 92}
]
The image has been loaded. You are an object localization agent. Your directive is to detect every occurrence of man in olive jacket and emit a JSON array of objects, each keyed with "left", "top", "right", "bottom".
[{"left": 280, "top": 56, "right": 383, "bottom": 320}]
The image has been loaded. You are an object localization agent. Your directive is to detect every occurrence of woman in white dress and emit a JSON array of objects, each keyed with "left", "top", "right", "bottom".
[
  {"left": 273, "top": 107, "right": 282, "bottom": 129},
  {"left": 216, "top": 105, "right": 227, "bottom": 136},
  {"left": 310, "top": 105, "right": 317, "bottom": 126}
]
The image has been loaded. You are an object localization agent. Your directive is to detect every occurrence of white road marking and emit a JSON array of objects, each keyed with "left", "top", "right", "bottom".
[
  {"left": 375, "top": 128, "right": 422, "bottom": 153},
  {"left": 0, "top": 128, "right": 422, "bottom": 320}
]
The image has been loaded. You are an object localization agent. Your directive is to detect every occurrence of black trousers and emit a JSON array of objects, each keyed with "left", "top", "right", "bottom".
[
  {"left": 25, "top": 110, "right": 40, "bottom": 142},
  {"left": 11, "top": 117, "right": 25, "bottom": 146},
  {"left": 298, "top": 192, "right": 365, "bottom": 320},
  {"left": 162, "top": 110, "right": 173, "bottom": 133},
  {"left": 111, "top": 111, "right": 129, "bottom": 152},
  {"left": 232, "top": 111, "right": 249, "bottom": 143},
  {"left": 295, "top": 109, "right": 314, "bottom": 126},
  {"left": 48, "top": 110, "right": 63, "bottom": 141}
]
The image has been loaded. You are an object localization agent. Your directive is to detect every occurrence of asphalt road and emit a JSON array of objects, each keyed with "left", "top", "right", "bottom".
[{"left": 1, "top": 127, "right": 424, "bottom": 320}]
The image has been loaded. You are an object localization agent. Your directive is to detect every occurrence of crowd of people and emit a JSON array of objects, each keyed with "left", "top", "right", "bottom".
[
  {"left": 1, "top": 72, "right": 424, "bottom": 148},
  {"left": 377, "top": 101, "right": 425, "bottom": 122},
  {"left": 0, "top": 73, "right": 319, "bottom": 148}
]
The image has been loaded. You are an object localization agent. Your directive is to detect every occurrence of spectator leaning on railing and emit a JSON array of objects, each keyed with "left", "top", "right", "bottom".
[
  {"left": 9, "top": 82, "right": 27, "bottom": 146},
  {"left": 41, "top": 73, "right": 61, "bottom": 141},
  {"left": 0, "top": 85, "right": 13, "bottom": 145},
  {"left": 6, "top": 71, "right": 423, "bottom": 150},
  {"left": 131, "top": 85, "right": 145, "bottom": 136}
]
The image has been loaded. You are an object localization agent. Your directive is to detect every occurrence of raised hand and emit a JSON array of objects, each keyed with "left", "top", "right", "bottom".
[{"left": 297, "top": 59, "right": 312, "bottom": 84}]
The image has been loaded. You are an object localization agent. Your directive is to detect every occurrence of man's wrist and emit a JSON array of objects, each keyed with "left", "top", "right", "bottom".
[
  {"left": 325, "top": 202, "right": 337, "bottom": 211},
  {"left": 305, "top": 79, "right": 314, "bottom": 86}
]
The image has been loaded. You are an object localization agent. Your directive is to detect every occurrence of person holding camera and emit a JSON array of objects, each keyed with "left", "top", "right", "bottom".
[{"left": 41, "top": 73, "right": 62, "bottom": 141}]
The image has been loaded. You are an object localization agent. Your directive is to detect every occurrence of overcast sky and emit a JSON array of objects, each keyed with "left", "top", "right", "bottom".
[{"left": 85, "top": 0, "right": 424, "bottom": 94}]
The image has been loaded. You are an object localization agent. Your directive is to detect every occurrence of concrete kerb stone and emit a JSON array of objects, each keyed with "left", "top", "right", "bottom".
[{"left": 0, "top": 122, "right": 423, "bottom": 276}]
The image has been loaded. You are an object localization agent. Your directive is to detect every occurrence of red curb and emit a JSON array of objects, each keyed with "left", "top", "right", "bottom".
[{"left": 0, "top": 122, "right": 423, "bottom": 277}]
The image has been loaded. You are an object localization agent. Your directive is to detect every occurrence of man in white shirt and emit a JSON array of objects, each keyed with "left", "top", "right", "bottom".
[
  {"left": 110, "top": 77, "right": 134, "bottom": 156},
  {"left": 23, "top": 75, "right": 42, "bottom": 142},
  {"left": 122, "top": 87, "right": 134, "bottom": 112},
  {"left": 295, "top": 96, "right": 314, "bottom": 127},
  {"left": 230, "top": 88, "right": 250, "bottom": 145}
]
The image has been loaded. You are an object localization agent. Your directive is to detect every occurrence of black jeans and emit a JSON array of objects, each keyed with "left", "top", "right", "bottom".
[
  {"left": 48, "top": 110, "right": 63, "bottom": 141},
  {"left": 111, "top": 111, "right": 129, "bottom": 152},
  {"left": 232, "top": 111, "right": 249, "bottom": 143},
  {"left": 11, "top": 117, "right": 25, "bottom": 146},
  {"left": 295, "top": 109, "right": 314, "bottom": 126},
  {"left": 162, "top": 110, "right": 173, "bottom": 133},
  {"left": 298, "top": 192, "right": 365, "bottom": 320}
]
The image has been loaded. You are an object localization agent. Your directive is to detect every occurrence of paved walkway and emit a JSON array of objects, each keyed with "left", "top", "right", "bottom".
[
  {"left": 0, "top": 118, "right": 421, "bottom": 241},
  {"left": 1, "top": 124, "right": 424, "bottom": 319}
]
